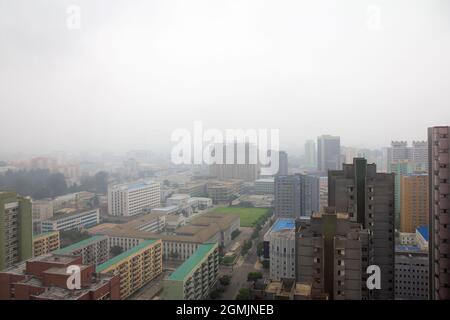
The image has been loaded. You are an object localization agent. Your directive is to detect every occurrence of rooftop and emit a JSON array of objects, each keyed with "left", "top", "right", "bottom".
[
  {"left": 54, "top": 235, "right": 107, "bottom": 255},
  {"left": 96, "top": 239, "right": 158, "bottom": 273},
  {"left": 270, "top": 218, "right": 295, "bottom": 233},
  {"left": 46, "top": 208, "right": 99, "bottom": 221},
  {"left": 167, "top": 243, "right": 217, "bottom": 281},
  {"left": 417, "top": 226, "right": 429, "bottom": 242},
  {"left": 127, "top": 181, "right": 158, "bottom": 191},
  {"left": 33, "top": 231, "right": 59, "bottom": 241}
]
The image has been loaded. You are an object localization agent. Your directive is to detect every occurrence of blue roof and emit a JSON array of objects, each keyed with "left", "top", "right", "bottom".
[
  {"left": 271, "top": 218, "right": 295, "bottom": 233},
  {"left": 417, "top": 226, "right": 429, "bottom": 241}
]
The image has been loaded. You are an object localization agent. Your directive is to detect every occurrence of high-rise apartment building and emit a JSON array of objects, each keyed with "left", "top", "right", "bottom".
[
  {"left": 387, "top": 141, "right": 409, "bottom": 171},
  {"left": 400, "top": 174, "right": 429, "bottom": 233},
  {"left": 390, "top": 161, "right": 413, "bottom": 229},
  {"left": 274, "top": 174, "right": 319, "bottom": 219},
  {"left": 428, "top": 126, "right": 450, "bottom": 300},
  {"left": 296, "top": 208, "right": 369, "bottom": 300},
  {"left": 304, "top": 140, "right": 317, "bottom": 168},
  {"left": 108, "top": 181, "right": 161, "bottom": 216},
  {"left": 387, "top": 141, "right": 428, "bottom": 174},
  {"left": 317, "top": 135, "right": 341, "bottom": 173},
  {"left": 0, "top": 192, "right": 32, "bottom": 270},
  {"left": 328, "top": 158, "right": 395, "bottom": 300},
  {"left": 411, "top": 141, "right": 428, "bottom": 172}
]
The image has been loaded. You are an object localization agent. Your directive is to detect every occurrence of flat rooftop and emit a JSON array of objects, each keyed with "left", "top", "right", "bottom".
[
  {"left": 271, "top": 218, "right": 295, "bottom": 233},
  {"left": 96, "top": 239, "right": 157, "bottom": 273},
  {"left": 33, "top": 231, "right": 59, "bottom": 241},
  {"left": 46, "top": 208, "right": 99, "bottom": 221},
  {"left": 167, "top": 243, "right": 216, "bottom": 282},
  {"left": 54, "top": 235, "right": 107, "bottom": 255}
]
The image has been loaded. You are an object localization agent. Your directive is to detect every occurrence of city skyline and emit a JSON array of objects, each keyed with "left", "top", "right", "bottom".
[{"left": 1, "top": 0, "right": 450, "bottom": 154}]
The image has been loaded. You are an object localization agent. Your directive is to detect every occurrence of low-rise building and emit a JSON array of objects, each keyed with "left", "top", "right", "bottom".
[
  {"left": 0, "top": 254, "right": 120, "bottom": 300},
  {"left": 54, "top": 235, "right": 109, "bottom": 266},
  {"left": 96, "top": 239, "right": 163, "bottom": 299},
  {"left": 192, "top": 197, "right": 213, "bottom": 210},
  {"left": 264, "top": 278, "right": 314, "bottom": 300},
  {"left": 90, "top": 213, "right": 239, "bottom": 260},
  {"left": 32, "top": 231, "right": 60, "bottom": 257},
  {"left": 162, "top": 243, "right": 219, "bottom": 300},
  {"left": 41, "top": 208, "right": 100, "bottom": 232},
  {"left": 178, "top": 181, "right": 208, "bottom": 197},
  {"left": 206, "top": 180, "right": 243, "bottom": 204}
]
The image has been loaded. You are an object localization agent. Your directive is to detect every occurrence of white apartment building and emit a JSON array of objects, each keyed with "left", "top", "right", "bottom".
[
  {"left": 108, "top": 181, "right": 161, "bottom": 216},
  {"left": 41, "top": 208, "right": 100, "bottom": 232}
]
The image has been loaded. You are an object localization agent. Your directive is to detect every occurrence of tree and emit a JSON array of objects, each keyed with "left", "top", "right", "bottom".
[
  {"left": 110, "top": 246, "right": 123, "bottom": 257},
  {"left": 219, "top": 275, "right": 231, "bottom": 286},
  {"left": 256, "top": 242, "right": 264, "bottom": 256},
  {"left": 236, "top": 288, "right": 251, "bottom": 300},
  {"left": 247, "top": 272, "right": 263, "bottom": 282}
]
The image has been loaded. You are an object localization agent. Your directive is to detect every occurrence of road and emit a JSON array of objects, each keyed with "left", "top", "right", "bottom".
[{"left": 220, "top": 219, "right": 272, "bottom": 300}]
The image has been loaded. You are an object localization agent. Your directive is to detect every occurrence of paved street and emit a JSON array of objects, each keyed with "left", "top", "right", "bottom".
[{"left": 220, "top": 219, "right": 272, "bottom": 300}]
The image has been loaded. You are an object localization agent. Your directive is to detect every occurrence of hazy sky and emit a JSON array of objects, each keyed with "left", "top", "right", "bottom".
[{"left": 1, "top": 0, "right": 450, "bottom": 155}]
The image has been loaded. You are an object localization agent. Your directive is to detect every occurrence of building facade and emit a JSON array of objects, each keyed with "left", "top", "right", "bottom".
[
  {"left": 108, "top": 181, "right": 161, "bottom": 216},
  {"left": 317, "top": 135, "right": 341, "bottom": 173},
  {"left": 265, "top": 219, "right": 296, "bottom": 280},
  {"left": 274, "top": 174, "right": 319, "bottom": 218},
  {"left": 395, "top": 246, "right": 428, "bottom": 300},
  {"left": 255, "top": 178, "right": 274, "bottom": 195},
  {"left": 328, "top": 158, "right": 395, "bottom": 299},
  {"left": 32, "top": 231, "right": 60, "bottom": 257},
  {"left": 96, "top": 239, "right": 163, "bottom": 300},
  {"left": 54, "top": 235, "right": 109, "bottom": 266},
  {"left": 428, "top": 126, "right": 450, "bottom": 300},
  {"left": 0, "top": 192, "right": 32, "bottom": 270},
  {"left": 41, "top": 208, "right": 100, "bottom": 232},
  {"left": 296, "top": 209, "right": 369, "bottom": 300},
  {"left": 400, "top": 174, "right": 429, "bottom": 233},
  {"left": 304, "top": 140, "right": 317, "bottom": 169},
  {"left": 162, "top": 243, "right": 219, "bottom": 300}
]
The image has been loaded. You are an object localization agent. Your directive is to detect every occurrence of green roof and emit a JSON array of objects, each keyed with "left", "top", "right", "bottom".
[
  {"left": 54, "top": 235, "right": 107, "bottom": 254},
  {"left": 96, "top": 239, "right": 157, "bottom": 273},
  {"left": 168, "top": 243, "right": 217, "bottom": 282}
]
